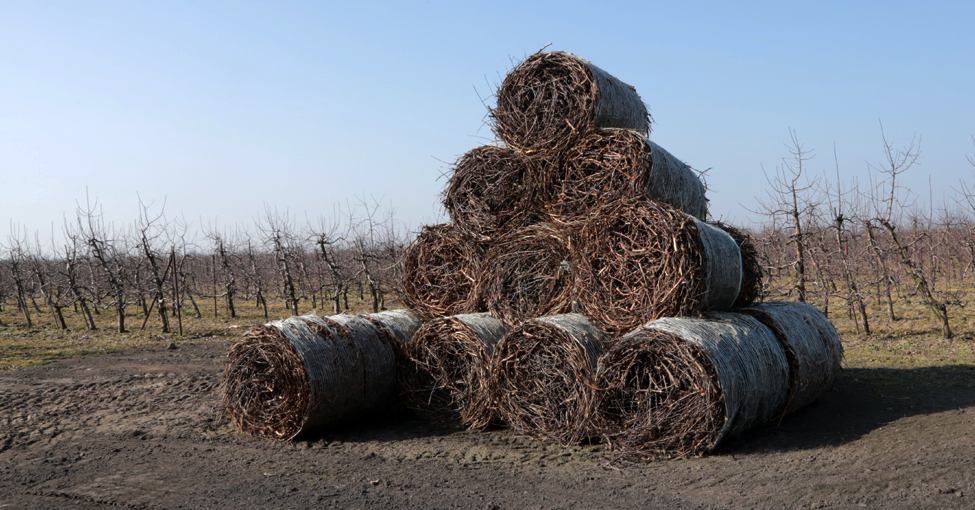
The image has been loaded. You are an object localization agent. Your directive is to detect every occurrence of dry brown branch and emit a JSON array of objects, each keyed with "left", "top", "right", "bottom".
[
  {"left": 545, "top": 130, "right": 707, "bottom": 221},
  {"left": 399, "top": 313, "right": 506, "bottom": 429},
  {"left": 477, "top": 224, "right": 576, "bottom": 325},
  {"left": 574, "top": 201, "right": 740, "bottom": 334},
  {"left": 492, "top": 51, "right": 649, "bottom": 155},
  {"left": 400, "top": 224, "right": 484, "bottom": 321},
  {"left": 442, "top": 145, "right": 542, "bottom": 241},
  {"left": 488, "top": 314, "right": 610, "bottom": 446}
]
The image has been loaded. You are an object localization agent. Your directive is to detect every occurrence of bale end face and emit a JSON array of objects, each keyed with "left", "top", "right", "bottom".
[
  {"left": 222, "top": 325, "right": 310, "bottom": 440},
  {"left": 400, "top": 314, "right": 504, "bottom": 429},
  {"left": 489, "top": 314, "right": 608, "bottom": 445},
  {"left": 492, "top": 51, "right": 648, "bottom": 154},
  {"left": 400, "top": 223, "right": 485, "bottom": 321},
  {"left": 596, "top": 330, "right": 724, "bottom": 460}
]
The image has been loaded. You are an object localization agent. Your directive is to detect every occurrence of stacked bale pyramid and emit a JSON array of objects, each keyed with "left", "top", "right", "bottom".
[{"left": 399, "top": 50, "right": 843, "bottom": 458}]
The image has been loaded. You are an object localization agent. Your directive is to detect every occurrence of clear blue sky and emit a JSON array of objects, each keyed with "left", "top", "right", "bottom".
[{"left": 3, "top": 1, "right": 974, "bottom": 244}]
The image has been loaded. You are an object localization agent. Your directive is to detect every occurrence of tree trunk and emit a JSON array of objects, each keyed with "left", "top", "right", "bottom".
[{"left": 879, "top": 218, "right": 952, "bottom": 338}]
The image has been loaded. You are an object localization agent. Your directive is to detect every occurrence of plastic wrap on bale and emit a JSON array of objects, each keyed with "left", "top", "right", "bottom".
[{"left": 740, "top": 301, "right": 843, "bottom": 416}]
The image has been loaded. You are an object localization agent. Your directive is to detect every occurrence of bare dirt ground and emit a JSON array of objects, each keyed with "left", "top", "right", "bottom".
[{"left": 1, "top": 339, "right": 973, "bottom": 510}]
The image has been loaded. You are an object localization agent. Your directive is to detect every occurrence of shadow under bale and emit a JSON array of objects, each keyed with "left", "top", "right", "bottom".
[
  {"left": 740, "top": 301, "right": 843, "bottom": 417},
  {"left": 546, "top": 129, "right": 707, "bottom": 221},
  {"left": 478, "top": 223, "right": 576, "bottom": 326},
  {"left": 222, "top": 313, "right": 398, "bottom": 440},
  {"left": 400, "top": 223, "right": 485, "bottom": 321},
  {"left": 489, "top": 314, "right": 610, "bottom": 446},
  {"left": 399, "top": 313, "right": 507, "bottom": 429},
  {"left": 596, "top": 313, "right": 789, "bottom": 459},
  {"left": 442, "top": 144, "right": 540, "bottom": 242},
  {"left": 492, "top": 51, "right": 649, "bottom": 155},
  {"left": 574, "top": 200, "right": 741, "bottom": 334}
]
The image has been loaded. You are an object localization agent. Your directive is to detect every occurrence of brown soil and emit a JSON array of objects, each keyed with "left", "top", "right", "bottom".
[{"left": 1, "top": 339, "right": 973, "bottom": 509}]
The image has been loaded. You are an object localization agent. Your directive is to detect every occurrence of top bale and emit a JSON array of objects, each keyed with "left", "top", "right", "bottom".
[{"left": 492, "top": 51, "right": 650, "bottom": 155}]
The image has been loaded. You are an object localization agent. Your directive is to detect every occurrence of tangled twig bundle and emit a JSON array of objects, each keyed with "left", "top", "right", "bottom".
[
  {"left": 547, "top": 130, "right": 707, "bottom": 221},
  {"left": 400, "top": 223, "right": 485, "bottom": 321},
  {"left": 442, "top": 144, "right": 540, "bottom": 241},
  {"left": 711, "top": 221, "right": 764, "bottom": 307},
  {"left": 399, "top": 313, "right": 506, "bottom": 428},
  {"left": 478, "top": 224, "right": 576, "bottom": 325},
  {"left": 222, "top": 314, "right": 397, "bottom": 439},
  {"left": 597, "top": 313, "right": 789, "bottom": 457},
  {"left": 222, "top": 325, "right": 309, "bottom": 439},
  {"left": 574, "top": 201, "right": 741, "bottom": 334},
  {"left": 489, "top": 314, "right": 610, "bottom": 445},
  {"left": 741, "top": 302, "right": 843, "bottom": 417},
  {"left": 492, "top": 51, "right": 649, "bottom": 154},
  {"left": 596, "top": 331, "right": 723, "bottom": 459}
]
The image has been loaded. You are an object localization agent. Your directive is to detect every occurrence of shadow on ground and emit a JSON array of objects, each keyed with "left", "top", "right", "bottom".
[
  {"left": 293, "top": 408, "right": 462, "bottom": 446},
  {"left": 721, "top": 364, "right": 975, "bottom": 455}
]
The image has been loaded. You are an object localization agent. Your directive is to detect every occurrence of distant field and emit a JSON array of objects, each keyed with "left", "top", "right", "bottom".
[
  {"left": 0, "top": 298, "right": 390, "bottom": 371},
  {"left": 3, "top": 289, "right": 974, "bottom": 376}
]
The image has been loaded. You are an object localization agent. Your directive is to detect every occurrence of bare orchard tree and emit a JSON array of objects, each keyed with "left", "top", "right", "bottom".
[
  {"left": 347, "top": 197, "right": 404, "bottom": 313},
  {"left": 955, "top": 136, "right": 975, "bottom": 287},
  {"left": 203, "top": 225, "right": 239, "bottom": 318},
  {"left": 753, "top": 129, "right": 821, "bottom": 303},
  {"left": 79, "top": 199, "right": 131, "bottom": 333},
  {"left": 866, "top": 122, "right": 952, "bottom": 338},
  {"left": 3, "top": 225, "right": 35, "bottom": 328},
  {"left": 308, "top": 210, "right": 351, "bottom": 314},
  {"left": 257, "top": 206, "right": 300, "bottom": 316},
  {"left": 0, "top": 259, "right": 7, "bottom": 326},
  {"left": 61, "top": 220, "right": 97, "bottom": 330},
  {"left": 240, "top": 231, "right": 270, "bottom": 319},
  {"left": 137, "top": 199, "right": 172, "bottom": 333},
  {"left": 29, "top": 233, "right": 73, "bottom": 330},
  {"left": 826, "top": 148, "right": 871, "bottom": 334}
]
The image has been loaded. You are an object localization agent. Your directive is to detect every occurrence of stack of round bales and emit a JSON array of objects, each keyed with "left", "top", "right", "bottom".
[
  {"left": 220, "top": 50, "right": 843, "bottom": 453},
  {"left": 398, "top": 50, "right": 797, "bottom": 445}
]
